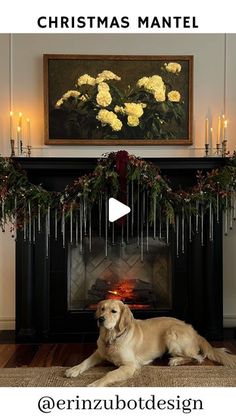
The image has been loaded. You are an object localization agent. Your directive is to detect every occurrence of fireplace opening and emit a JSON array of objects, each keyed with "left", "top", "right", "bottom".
[{"left": 67, "top": 235, "right": 172, "bottom": 311}]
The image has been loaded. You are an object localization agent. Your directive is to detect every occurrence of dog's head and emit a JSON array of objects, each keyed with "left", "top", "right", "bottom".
[{"left": 95, "top": 299, "right": 133, "bottom": 332}]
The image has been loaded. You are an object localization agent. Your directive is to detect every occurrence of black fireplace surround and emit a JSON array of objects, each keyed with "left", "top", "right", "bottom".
[{"left": 15, "top": 157, "right": 226, "bottom": 342}]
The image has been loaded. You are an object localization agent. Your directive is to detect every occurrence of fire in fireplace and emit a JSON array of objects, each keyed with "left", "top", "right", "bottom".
[
  {"left": 67, "top": 235, "right": 172, "bottom": 311},
  {"left": 88, "top": 277, "right": 156, "bottom": 309}
]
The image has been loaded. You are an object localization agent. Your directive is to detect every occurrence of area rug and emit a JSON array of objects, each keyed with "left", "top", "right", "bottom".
[{"left": 0, "top": 365, "right": 235, "bottom": 387}]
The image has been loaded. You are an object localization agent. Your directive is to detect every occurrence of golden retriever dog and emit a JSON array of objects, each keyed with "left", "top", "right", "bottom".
[{"left": 65, "top": 299, "right": 236, "bottom": 386}]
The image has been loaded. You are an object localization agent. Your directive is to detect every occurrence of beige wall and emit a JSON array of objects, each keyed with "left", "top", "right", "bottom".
[
  {"left": 223, "top": 34, "right": 236, "bottom": 327},
  {"left": 0, "top": 35, "right": 16, "bottom": 329},
  {"left": 0, "top": 34, "right": 236, "bottom": 329}
]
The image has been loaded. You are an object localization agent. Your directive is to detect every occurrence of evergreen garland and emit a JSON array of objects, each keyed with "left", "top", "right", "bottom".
[{"left": 1, "top": 151, "right": 236, "bottom": 234}]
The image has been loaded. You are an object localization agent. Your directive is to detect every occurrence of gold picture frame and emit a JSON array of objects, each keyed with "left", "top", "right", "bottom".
[{"left": 44, "top": 54, "right": 193, "bottom": 146}]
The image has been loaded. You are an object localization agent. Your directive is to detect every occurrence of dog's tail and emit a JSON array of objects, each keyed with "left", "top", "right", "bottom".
[{"left": 198, "top": 335, "right": 236, "bottom": 367}]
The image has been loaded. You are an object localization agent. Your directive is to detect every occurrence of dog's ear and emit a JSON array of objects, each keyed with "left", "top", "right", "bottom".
[
  {"left": 95, "top": 300, "right": 105, "bottom": 319},
  {"left": 117, "top": 304, "right": 133, "bottom": 333}
]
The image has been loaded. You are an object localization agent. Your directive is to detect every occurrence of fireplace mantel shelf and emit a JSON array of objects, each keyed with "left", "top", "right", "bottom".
[{"left": 13, "top": 156, "right": 228, "bottom": 173}]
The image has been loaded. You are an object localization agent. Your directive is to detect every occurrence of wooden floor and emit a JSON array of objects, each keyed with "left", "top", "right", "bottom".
[{"left": 0, "top": 335, "right": 236, "bottom": 368}]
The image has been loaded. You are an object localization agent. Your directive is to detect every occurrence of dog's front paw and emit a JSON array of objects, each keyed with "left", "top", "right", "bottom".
[{"left": 65, "top": 365, "right": 83, "bottom": 378}]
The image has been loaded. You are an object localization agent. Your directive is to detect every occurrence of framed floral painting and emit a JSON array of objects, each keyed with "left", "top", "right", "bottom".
[{"left": 43, "top": 54, "right": 193, "bottom": 145}]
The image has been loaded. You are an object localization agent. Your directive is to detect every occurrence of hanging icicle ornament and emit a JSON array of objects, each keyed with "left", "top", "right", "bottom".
[
  {"left": 126, "top": 182, "right": 129, "bottom": 244},
  {"left": 181, "top": 206, "right": 185, "bottom": 254},
  {"left": 224, "top": 196, "right": 228, "bottom": 236},
  {"left": 146, "top": 190, "right": 149, "bottom": 252},
  {"left": 131, "top": 179, "right": 134, "bottom": 238},
  {"left": 159, "top": 207, "right": 162, "bottom": 239},
  {"left": 216, "top": 193, "right": 220, "bottom": 224},
  {"left": 1, "top": 198, "right": 5, "bottom": 233},
  {"left": 189, "top": 203, "right": 192, "bottom": 243},
  {"left": 54, "top": 208, "right": 58, "bottom": 241},
  {"left": 89, "top": 205, "right": 92, "bottom": 252},
  {"left": 79, "top": 198, "right": 83, "bottom": 254},
  {"left": 75, "top": 209, "right": 79, "bottom": 247},
  {"left": 121, "top": 223, "right": 124, "bottom": 247},
  {"left": 14, "top": 196, "right": 17, "bottom": 241},
  {"left": 28, "top": 201, "right": 32, "bottom": 243},
  {"left": 45, "top": 220, "right": 49, "bottom": 258},
  {"left": 38, "top": 204, "right": 41, "bottom": 233},
  {"left": 111, "top": 222, "right": 115, "bottom": 246},
  {"left": 195, "top": 200, "right": 199, "bottom": 233},
  {"left": 140, "top": 190, "right": 144, "bottom": 262},
  {"left": 70, "top": 204, "right": 73, "bottom": 245},
  {"left": 176, "top": 213, "right": 179, "bottom": 258},
  {"left": 45, "top": 206, "right": 51, "bottom": 258},
  {"left": 234, "top": 191, "right": 236, "bottom": 221},
  {"left": 1, "top": 198, "right": 5, "bottom": 227},
  {"left": 47, "top": 205, "right": 51, "bottom": 238},
  {"left": 153, "top": 194, "right": 157, "bottom": 240},
  {"left": 201, "top": 202, "right": 204, "bottom": 246},
  {"left": 209, "top": 200, "right": 213, "bottom": 241},
  {"left": 33, "top": 216, "right": 36, "bottom": 244},
  {"left": 23, "top": 204, "right": 27, "bottom": 241},
  {"left": 166, "top": 215, "right": 169, "bottom": 245},
  {"left": 137, "top": 182, "right": 140, "bottom": 247},
  {"left": 230, "top": 188, "right": 234, "bottom": 230},
  {"left": 62, "top": 206, "right": 65, "bottom": 249},
  {"left": 83, "top": 195, "right": 87, "bottom": 236},
  {"left": 98, "top": 195, "right": 102, "bottom": 238},
  {"left": 105, "top": 195, "right": 108, "bottom": 257}
]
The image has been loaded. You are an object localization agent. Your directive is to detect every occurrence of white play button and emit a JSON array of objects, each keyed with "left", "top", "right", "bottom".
[{"left": 108, "top": 198, "right": 131, "bottom": 222}]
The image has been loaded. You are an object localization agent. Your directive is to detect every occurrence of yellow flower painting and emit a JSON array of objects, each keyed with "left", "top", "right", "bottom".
[{"left": 44, "top": 55, "right": 193, "bottom": 145}]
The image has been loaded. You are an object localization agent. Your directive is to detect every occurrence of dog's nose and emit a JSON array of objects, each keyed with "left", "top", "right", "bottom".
[{"left": 98, "top": 316, "right": 105, "bottom": 324}]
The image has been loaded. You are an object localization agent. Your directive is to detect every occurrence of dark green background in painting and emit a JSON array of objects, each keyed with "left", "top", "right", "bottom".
[{"left": 47, "top": 57, "right": 190, "bottom": 141}]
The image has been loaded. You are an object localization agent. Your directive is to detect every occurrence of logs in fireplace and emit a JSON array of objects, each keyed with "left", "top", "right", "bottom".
[
  {"left": 15, "top": 157, "right": 225, "bottom": 342},
  {"left": 87, "top": 277, "right": 157, "bottom": 309}
]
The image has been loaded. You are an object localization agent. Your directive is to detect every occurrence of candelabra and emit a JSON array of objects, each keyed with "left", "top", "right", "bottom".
[
  {"left": 203, "top": 142, "right": 229, "bottom": 158},
  {"left": 222, "top": 139, "right": 228, "bottom": 157},
  {"left": 216, "top": 143, "right": 221, "bottom": 156},
  {"left": 26, "top": 145, "right": 32, "bottom": 157},
  {"left": 10, "top": 139, "right": 15, "bottom": 157},
  {"left": 9, "top": 139, "right": 32, "bottom": 157},
  {"left": 205, "top": 143, "right": 209, "bottom": 157}
]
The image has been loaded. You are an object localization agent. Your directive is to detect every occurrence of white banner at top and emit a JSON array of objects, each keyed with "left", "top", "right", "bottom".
[{"left": 0, "top": 0, "right": 235, "bottom": 33}]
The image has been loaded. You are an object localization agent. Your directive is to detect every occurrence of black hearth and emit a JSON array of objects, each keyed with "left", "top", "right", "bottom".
[{"left": 15, "top": 157, "right": 226, "bottom": 342}]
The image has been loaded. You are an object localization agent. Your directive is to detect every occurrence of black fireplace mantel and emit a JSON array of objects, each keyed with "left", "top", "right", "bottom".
[
  {"left": 15, "top": 156, "right": 226, "bottom": 343},
  {"left": 15, "top": 155, "right": 228, "bottom": 173},
  {"left": 14, "top": 155, "right": 228, "bottom": 197}
]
